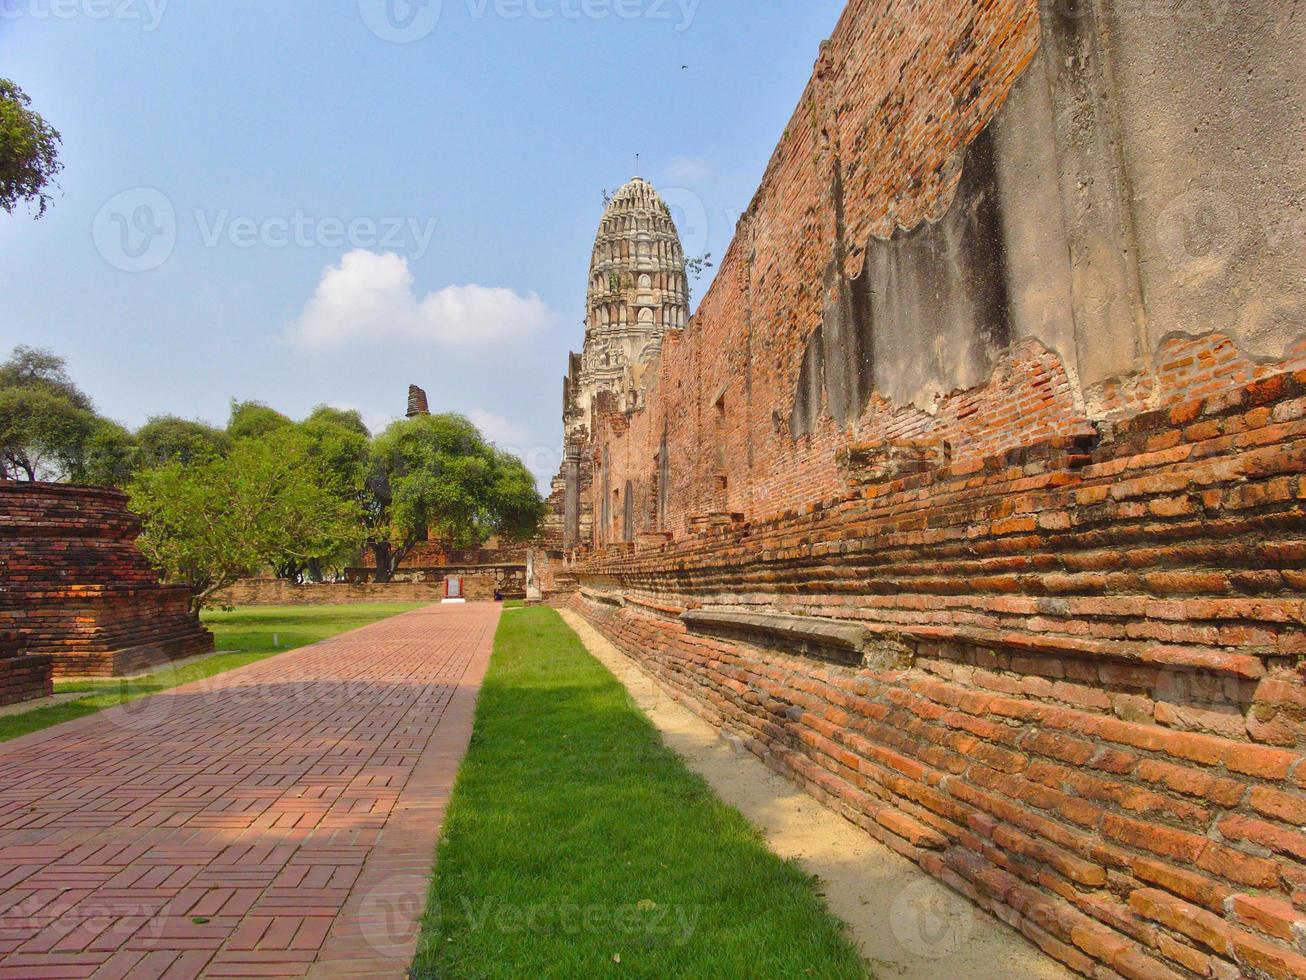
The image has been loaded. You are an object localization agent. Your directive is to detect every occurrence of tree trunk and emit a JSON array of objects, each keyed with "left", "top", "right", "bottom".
[{"left": 371, "top": 541, "right": 392, "bottom": 583}]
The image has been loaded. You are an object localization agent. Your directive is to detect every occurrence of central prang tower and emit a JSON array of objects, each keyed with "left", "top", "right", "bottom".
[{"left": 563, "top": 176, "right": 690, "bottom": 446}]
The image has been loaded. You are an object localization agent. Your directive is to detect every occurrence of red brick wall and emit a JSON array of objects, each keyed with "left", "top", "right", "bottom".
[
  {"left": 0, "top": 482, "right": 213, "bottom": 679},
  {"left": 575, "top": 370, "right": 1306, "bottom": 978},
  {"left": 564, "top": 0, "right": 1306, "bottom": 974},
  {"left": 583, "top": 0, "right": 1306, "bottom": 545}
]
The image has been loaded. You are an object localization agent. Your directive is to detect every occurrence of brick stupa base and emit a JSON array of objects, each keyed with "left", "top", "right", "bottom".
[{"left": 0, "top": 482, "right": 213, "bottom": 679}]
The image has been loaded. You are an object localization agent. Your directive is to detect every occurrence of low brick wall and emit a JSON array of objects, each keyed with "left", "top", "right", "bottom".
[
  {"left": 215, "top": 575, "right": 511, "bottom": 606},
  {"left": 572, "top": 370, "right": 1306, "bottom": 979}
]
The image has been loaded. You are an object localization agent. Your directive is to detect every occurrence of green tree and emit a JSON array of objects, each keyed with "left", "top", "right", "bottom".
[
  {"left": 227, "top": 400, "right": 292, "bottom": 441},
  {"left": 0, "top": 346, "right": 121, "bottom": 482},
  {"left": 79, "top": 418, "right": 138, "bottom": 487},
  {"left": 0, "top": 79, "right": 63, "bottom": 218},
  {"left": 365, "top": 413, "right": 544, "bottom": 581},
  {"left": 136, "top": 415, "right": 230, "bottom": 467},
  {"left": 289, "top": 405, "right": 372, "bottom": 582},
  {"left": 0, "top": 385, "right": 96, "bottom": 481},
  {"left": 0, "top": 345, "right": 92, "bottom": 409},
  {"left": 130, "top": 428, "right": 363, "bottom": 612},
  {"left": 0, "top": 346, "right": 146, "bottom": 485}
]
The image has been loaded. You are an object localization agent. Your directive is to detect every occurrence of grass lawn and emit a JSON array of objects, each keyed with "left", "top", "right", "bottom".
[
  {"left": 0, "top": 602, "right": 423, "bottom": 744},
  {"left": 411, "top": 607, "right": 867, "bottom": 979}
]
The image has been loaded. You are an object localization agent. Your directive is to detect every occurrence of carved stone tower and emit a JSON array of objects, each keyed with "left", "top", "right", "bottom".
[{"left": 563, "top": 176, "right": 690, "bottom": 447}]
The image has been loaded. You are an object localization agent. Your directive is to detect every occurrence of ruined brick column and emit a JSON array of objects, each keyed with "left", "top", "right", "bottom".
[
  {"left": 0, "top": 482, "right": 214, "bottom": 678},
  {"left": 406, "top": 384, "right": 431, "bottom": 418}
]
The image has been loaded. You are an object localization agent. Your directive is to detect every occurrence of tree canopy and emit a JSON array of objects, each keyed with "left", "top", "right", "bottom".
[
  {"left": 365, "top": 413, "right": 545, "bottom": 581},
  {"left": 130, "top": 429, "right": 363, "bottom": 612},
  {"left": 0, "top": 79, "right": 63, "bottom": 218},
  {"left": 136, "top": 416, "right": 230, "bottom": 468},
  {"left": 227, "top": 400, "right": 293, "bottom": 441},
  {"left": 0, "top": 346, "right": 105, "bottom": 482},
  {"left": 0, "top": 384, "right": 96, "bottom": 482}
]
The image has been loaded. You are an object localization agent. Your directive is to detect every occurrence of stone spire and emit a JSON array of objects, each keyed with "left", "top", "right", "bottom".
[
  {"left": 406, "top": 384, "right": 430, "bottom": 418},
  {"left": 564, "top": 176, "right": 690, "bottom": 443}
]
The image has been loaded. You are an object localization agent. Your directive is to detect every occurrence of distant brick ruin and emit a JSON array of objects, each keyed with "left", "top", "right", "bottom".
[
  {"left": 0, "top": 482, "right": 213, "bottom": 680},
  {"left": 558, "top": 1, "right": 1306, "bottom": 976},
  {"left": 406, "top": 383, "right": 431, "bottom": 418}
]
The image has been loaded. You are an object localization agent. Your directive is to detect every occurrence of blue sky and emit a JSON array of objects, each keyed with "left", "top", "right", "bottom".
[{"left": 0, "top": 0, "right": 842, "bottom": 489}]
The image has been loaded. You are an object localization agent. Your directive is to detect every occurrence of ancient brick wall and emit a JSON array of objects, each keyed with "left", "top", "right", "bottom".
[
  {"left": 584, "top": 0, "right": 1306, "bottom": 546},
  {"left": 574, "top": 370, "right": 1306, "bottom": 978},
  {"left": 566, "top": 0, "right": 1306, "bottom": 976},
  {"left": 0, "top": 482, "right": 213, "bottom": 678},
  {"left": 215, "top": 574, "right": 516, "bottom": 606},
  {"left": 397, "top": 541, "right": 528, "bottom": 569}
]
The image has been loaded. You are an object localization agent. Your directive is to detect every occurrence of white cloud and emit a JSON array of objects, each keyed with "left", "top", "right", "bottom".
[
  {"left": 466, "top": 408, "right": 529, "bottom": 447},
  {"left": 288, "top": 249, "right": 554, "bottom": 350},
  {"left": 665, "top": 156, "right": 711, "bottom": 182}
]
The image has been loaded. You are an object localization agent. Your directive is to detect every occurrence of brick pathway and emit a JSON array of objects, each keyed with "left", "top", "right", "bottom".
[{"left": 0, "top": 602, "right": 499, "bottom": 978}]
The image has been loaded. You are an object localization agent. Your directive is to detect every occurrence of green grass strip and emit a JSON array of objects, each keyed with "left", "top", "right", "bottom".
[
  {"left": 411, "top": 606, "right": 867, "bottom": 979},
  {"left": 0, "top": 603, "right": 423, "bottom": 743}
]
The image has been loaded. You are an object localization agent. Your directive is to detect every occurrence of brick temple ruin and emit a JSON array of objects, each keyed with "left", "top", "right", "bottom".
[
  {"left": 0, "top": 482, "right": 213, "bottom": 681},
  {"left": 552, "top": 1, "right": 1306, "bottom": 976}
]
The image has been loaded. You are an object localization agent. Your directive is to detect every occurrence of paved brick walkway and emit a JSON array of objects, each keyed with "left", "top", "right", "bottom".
[{"left": 0, "top": 602, "right": 499, "bottom": 978}]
